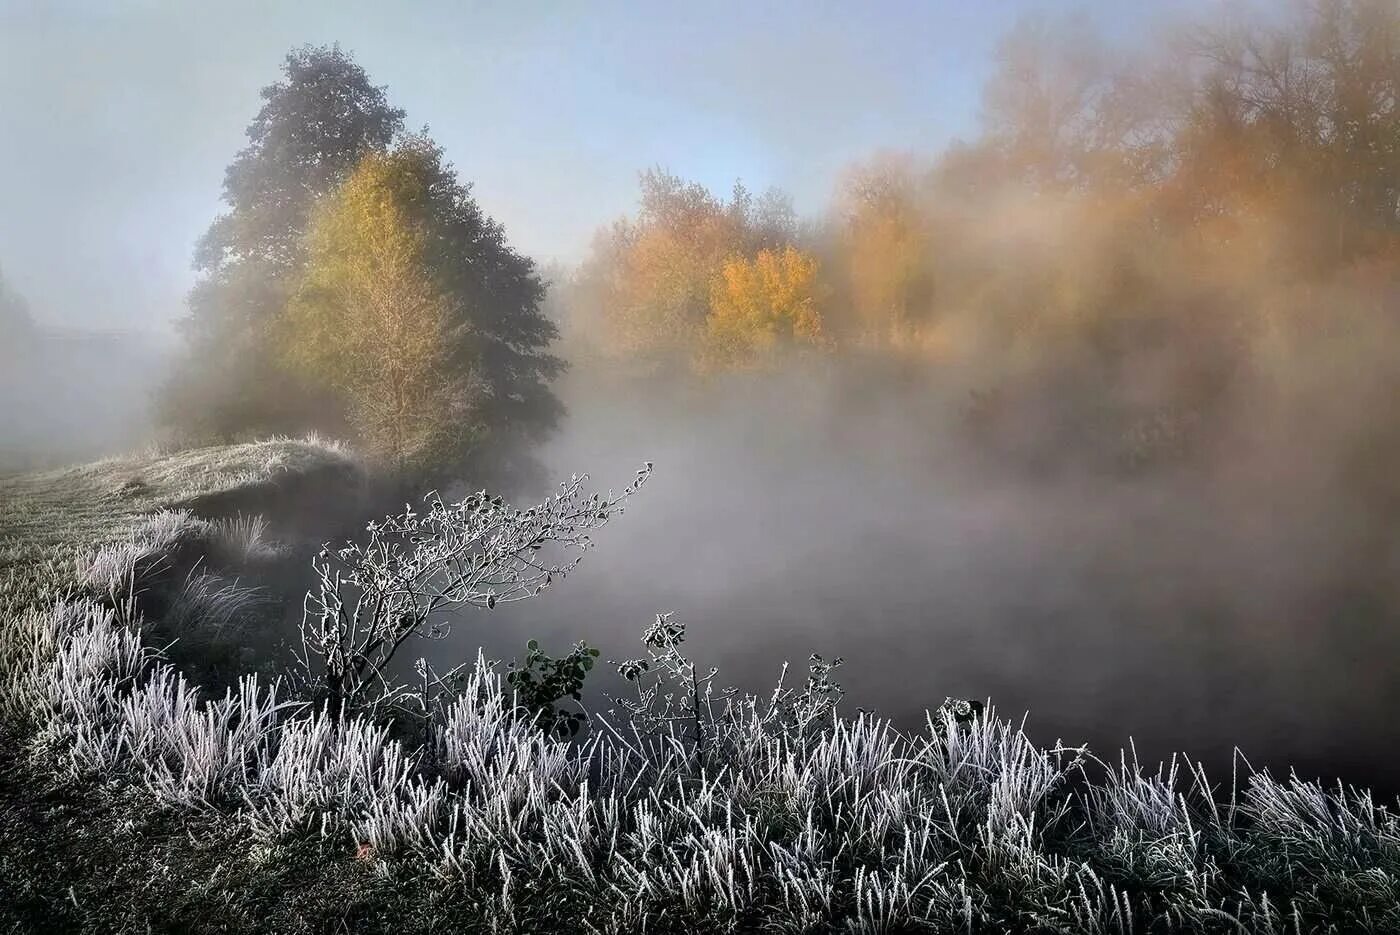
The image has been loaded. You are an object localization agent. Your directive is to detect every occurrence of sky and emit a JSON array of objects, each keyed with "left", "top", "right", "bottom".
[{"left": 0, "top": 0, "right": 1200, "bottom": 336}]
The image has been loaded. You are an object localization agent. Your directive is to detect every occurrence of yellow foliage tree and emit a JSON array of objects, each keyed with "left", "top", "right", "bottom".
[
  {"left": 280, "top": 148, "right": 481, "bottom": 477},
  {"left": 700, "top": 246, "right": 829, "bottom": 372}
]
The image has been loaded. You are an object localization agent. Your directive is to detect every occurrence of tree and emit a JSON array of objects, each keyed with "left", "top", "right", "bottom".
[
  {"left": 282, "top": 137, "right": 562, "bottom": 485},
  {"left": 165, "top": 45, "right": 406, "bottom": 442},
  {"left": 571, "top": 171, "right": 801, "bottom": 374},
  {"left": 981, "top": 13, "right": 1116, "bottom": 192},
  {"left": 836, "top": 156, "right": 934, "bottom": 347},
  {"left": 599, "top": 171, "right": 743, "bottom": 368},
  {"left": 700, "top": 246, "right": 828, "bottom": 371},
  {"left": 395, "top": 136, "right": 563, "bottom": 480},
  {"left": 165, "top": 47, "right": 561, "bottom": 486},
  {"left": 1169, "top": 0, "right": 1400, "bottom": 267},
  {"left": 281, "top": 145, "right": 478, "bottom": 478}
]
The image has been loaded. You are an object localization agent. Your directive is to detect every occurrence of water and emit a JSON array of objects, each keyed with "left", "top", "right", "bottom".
[{"left": 446, "top": 371, "right": 1400, "bottom": 797}]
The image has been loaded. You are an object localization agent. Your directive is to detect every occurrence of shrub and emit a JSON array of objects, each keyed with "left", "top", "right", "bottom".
[
  {"left": 506, "top": 638, "right": 599, "bottom": 740},
  {"left": 293, "top": 464, "right": 651, "bottom": 717}
]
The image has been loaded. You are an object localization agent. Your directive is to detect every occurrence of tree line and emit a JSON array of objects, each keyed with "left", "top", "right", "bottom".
[
  {"left": 160, "top": 1, "right": 1400, "bottom": 483},
  {"left": 562, "top": 0, "right": 1400, "bottom": 471}
]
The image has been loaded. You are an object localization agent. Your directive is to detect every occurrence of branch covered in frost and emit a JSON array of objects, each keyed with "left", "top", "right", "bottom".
[{"left": 295, "top": 464, "right": 652, "bottom": 716}]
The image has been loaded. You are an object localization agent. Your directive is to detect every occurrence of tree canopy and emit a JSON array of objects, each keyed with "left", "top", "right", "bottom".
[
  {"left": 164, "top": 45, "right": 561, "bottom": 484},
  {"left": 571, "top": 170, "right": 814, "bottom": 376},
  {"left": 700, "top": 246, "right": 828, "bottom": 372}
]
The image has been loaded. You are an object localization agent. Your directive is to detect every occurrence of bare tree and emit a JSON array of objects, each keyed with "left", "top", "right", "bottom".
[{"left": 295, "top": 464, "right": 652, "bottom": 717}]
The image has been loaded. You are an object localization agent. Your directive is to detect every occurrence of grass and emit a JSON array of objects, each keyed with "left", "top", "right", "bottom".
[
  {"left": 207, "top": 514, "right": 286, "bottom": 565},
  {"left": 4, "top": 442, "right": 1400, "bottom": 932},
  {"left": 0, "top": 435, "right": 376, "bottom": 932},
  {"left": 9, "top": 592, "right": 1400, "bottom": 933},
  {"left": 0, "top": 721, "right": 483, "bottom": 934},
  {"left": 0, "top": 435, "right": 361, "bottom": 585}
]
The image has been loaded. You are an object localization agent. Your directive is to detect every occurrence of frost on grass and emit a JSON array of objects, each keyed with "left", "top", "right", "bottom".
[
  {"left": 0, "top": 446, "right": 1392, "bottom": 930},
  {"left": 162, "top": 569, "right": 270, "bottom": 636},
  {"left": 208, "top": 514, "right": 285, "bottom": 565},
  {"left": 10, "top": 594, "right": 1400, "bottom": 932},
  {"left": 4, "top": 468, "right": 1400, "bottom": 932},
  {"left": 79, "top": 510, "right": 211, "bottom": 597}
]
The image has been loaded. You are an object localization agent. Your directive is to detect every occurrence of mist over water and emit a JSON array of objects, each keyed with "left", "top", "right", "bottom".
[{"left": 465, "top": 362, "right": 1400, "bottom": 794}]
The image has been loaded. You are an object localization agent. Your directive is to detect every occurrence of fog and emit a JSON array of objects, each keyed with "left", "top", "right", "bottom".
[
  {"left": 0, "top": 325, "right": 171, "bottom": 473},
  {"left": 463, "top": 6, "right": 1400, "bottom": 790},
  {"left": 467, "top": 355, "right": 1400, "bottom": 793}
]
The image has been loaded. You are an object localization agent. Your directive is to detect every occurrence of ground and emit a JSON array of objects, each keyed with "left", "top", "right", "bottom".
[
  {"left": 0, "top": 436, "right": 362, "bottom": 610},
  {"left": 0, "top": 436, "right": 424, "bottom": 935}
]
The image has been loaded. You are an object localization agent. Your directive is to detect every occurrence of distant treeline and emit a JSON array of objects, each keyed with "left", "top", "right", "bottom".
[
  {"left": 152, "top": 1, "right": 1400, "bottom": 487},
  {"left": 560, "top": 0, "right": 1400, "bottom": 474}
]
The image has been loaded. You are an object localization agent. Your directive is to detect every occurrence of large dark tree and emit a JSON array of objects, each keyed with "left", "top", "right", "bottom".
[
  {"left": 163, "top": 45, "right": 561, "bottom": 486},
  {"left": 404, "top": 136, "right": 563, "bottom": 468},
  {"left": 165, "top": 45, "right": 405, "bottom": 441},
  {"left": 199, "top": 45, "right": 407, "bottom": 276}
]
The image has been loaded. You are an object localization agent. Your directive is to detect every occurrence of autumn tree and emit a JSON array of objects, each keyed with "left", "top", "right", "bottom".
[
  {"left": 585, "top": 171, "right": 740, "bottom": 368},
  {"left": 164, "top": 46, "right": 560, "bottom": 485},
  {"left": 980, "top": 13, "right": 1121, "bottom": 192},
  {"left": 281, "top": 145, "right": 477, "bottom": 479},
  {"left": 1166, "top": 0, "right": 1400, "bottom": 268},
  {"left": 560, "top": 2, "right": 1400, "bottom": 473},
  {"left": 391, "top": 137, "right": 563, "bottom": 485},
  {"left": 700, "top": 247, "right": 828, "bottom": 371},
  {"left": 572, "top": 171, "right": 803, "bottom": 374},
  {"left": 834, "top": 156, "right": 935, "bottom": 349}
]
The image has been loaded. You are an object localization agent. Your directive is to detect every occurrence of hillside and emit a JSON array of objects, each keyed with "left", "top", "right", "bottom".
[{"left": 0, "top": 436, "right": 364, "bottom": 618}]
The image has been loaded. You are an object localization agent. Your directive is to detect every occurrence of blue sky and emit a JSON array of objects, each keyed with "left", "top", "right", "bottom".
[{"left": 0, "top": 0, "right": 1202, "bottom": 335}]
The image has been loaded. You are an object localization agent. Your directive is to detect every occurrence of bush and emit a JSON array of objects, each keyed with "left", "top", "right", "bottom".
[{"left": 293, "top": 464, "right": 651, "bottom": 717}]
